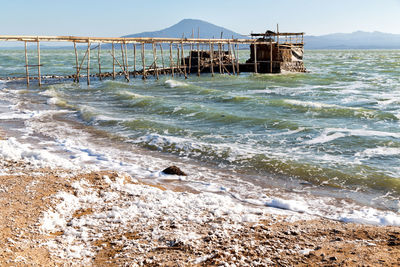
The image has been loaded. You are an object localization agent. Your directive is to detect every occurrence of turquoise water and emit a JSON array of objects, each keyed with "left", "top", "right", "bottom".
[{"left": 1, "top": 49, "right": 400, "bottom": 212}]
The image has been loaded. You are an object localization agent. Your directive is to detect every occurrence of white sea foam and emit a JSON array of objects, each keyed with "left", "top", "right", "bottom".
[
  {"left": 356, "top": 147, "right": 400, "bottom": 158},
  {"left": 165, "top": 79, "right": 189, "bottom": 88},
  {"left": 284, "top": 99, "right": 366, "bottom": 111},
  {"left": 305, "top": 128, "right": 400, "bottom": 145},
  {"left": 0, "top": 137, "right": 76, "bottom": 169},
  {"left": 118, "top": 90, "right": 151, "bottom": 98}
]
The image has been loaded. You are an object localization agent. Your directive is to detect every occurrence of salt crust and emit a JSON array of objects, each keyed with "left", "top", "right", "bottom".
[{"left": 39, "top": 175, "right": 287, "bottom": 263}]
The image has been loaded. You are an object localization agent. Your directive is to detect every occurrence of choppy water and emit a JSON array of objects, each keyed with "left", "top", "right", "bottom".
[{"left": 1, "top": 48, "right": 400, "bottom": 224}]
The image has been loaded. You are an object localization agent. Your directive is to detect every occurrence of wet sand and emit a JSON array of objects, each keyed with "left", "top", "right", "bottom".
[{"left": 0, "top": 158, "right": 399, "bottom": 266}]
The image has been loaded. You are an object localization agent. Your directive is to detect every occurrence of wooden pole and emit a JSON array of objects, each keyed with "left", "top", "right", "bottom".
[
  {"left": 197, "top": 41, "right": 200, "bottom": 77},
  {"left": 189, "top": 29, "right": 193, "bottom": 74},
  {"left": 87, "top": 40, "right": 90, "bottom": 85},
  {"left": 77, "top": 45, "right": 90, "bottom": 82},
  {"left": 209, "top": 41, "right": 214, "bottom": 77},
  {"left": 152, "top": 42, "right": 159, "bottom": 80},
  {"left": 253, "top": 42, "right": 257, "bottom": 74},
  {"left": 181, "top": 41, "right": 187, "bottom": 79},
  {"left": 24, "top": 41, "right": 29, "bottom": 86},
  {"left": 133, "top": 43, "right": 136, "bottom": 77},
  {"left": 124, "top": 42, "right": 129, "bottom": 81},
  {"left": 197, "top": 29, "right": 201, "bottom": 76},
  {"left": 73, "top": 42, "right": 79, "bottom": 82},
  {"left": 97, "top": 43, "right": 102, "bottom": 81},
  {"left": 270, "top": 38, "right": 273, "bottom": 73},
  {"left": 159, "top": 43, "right": 165, "bottom": 75},
  {"left": 235, "top": 43, "right": 240, "bottom": 75},
  {"left": 112, "top": 42, "right": 116, "bottom": 79},
  {"left": 228, "top": 40, "right": 235, "bottom": 75},
  {"left": 169, "top": 42, "right": 174, "bottom": 77},
  {"left": 177, "top": 46, "right": 180, "bottom": 76},
  {"left": 120, "top": 43, "right": 127, "bottom": 81},
  {"left": 277, "top": 24, "right": 280, "bottom": 73},
  {"left": 218, "top": 43, "right": 222, "bottom": 74},
  {"left": 37, "top": 38, "right": 41, "bottom": 86},
  {"left": 141, "top": 42, "right": 146, "bottom": 80}
]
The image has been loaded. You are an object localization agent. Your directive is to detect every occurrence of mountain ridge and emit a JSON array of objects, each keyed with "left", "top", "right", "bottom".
[{"left": 123, "top": 19, "right": 247, "bottom": 39}]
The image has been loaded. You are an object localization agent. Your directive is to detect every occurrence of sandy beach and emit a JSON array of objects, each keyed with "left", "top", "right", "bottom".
[{"left": 0, "top": 155, "right": 399, "bottom": 266}]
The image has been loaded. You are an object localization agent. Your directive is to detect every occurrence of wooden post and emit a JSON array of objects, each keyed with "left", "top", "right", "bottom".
[
  {"left": 181, "top": 41, "right": 187, "bottom": 79},
  {"left": 133, "top": 43, "right": 136, "bottom": 77},
  {"left": 76, "top": 45, "right": 90, "bottom": 82},
  {"left": 170, "top": 42, "right": 174, "bottom": 77},
  {"left": 277, "top": 24, "right": 280, "bottom": 73},
  {"left": 253, "top": 41, "right": 257, "bottom": 73},
  {"left": 159, "top": 43, "right": 165, "bottom": 75},
  {"left": 152, "top": 42, "right": 159, "bottom": 80},
  {"left": 270, "top": 38, "right": 273, "bottom": 73},
  {"left": 141, "top": 42, "right": 146, "bottom": 80},
  {"left": 235, "top": 43, "right": 240, "bottom": 75},
  {"left": 218, "top": 43, "right": 222, "bottom": 74},
  {"left": 177, "top": 46, "right": 180, "bottom": 76},
  {"left": 209, "top": 41, "right": 214, "bottom": 77},
  {"left": 97, "top": 43, "right": 102, "bottom": 81},
  {"left": 124, "top": 42, "right": 129, "bottom": 81},
  {"left": 120, "top": 43, "right": 127, "bottom": 81},
  {"left": 228, "top": 40, "right": 235, "bottom": 75},
  {"left": 197, "top": 41, "right": 200, "bottom": 77},
  {"left": 197, "top": 29, "right": 201, "bottom": 77},
  {"left": 112, "top": 42, "right": 116, "bottom": 79},
  {"left": 189, "top": 29, "right": 193, "bottom": 74},
  {"left": 24, "top": 41, "right": 29, "bottom": 86},
  {"left": 73, "top": 42, "right": 79, "bottom": 82},
  {"left": 87, "top": 40, "right": 90, "bottom": 85},
  {"left": 37, "top": 38, "right": 41, "bottom": 86}
]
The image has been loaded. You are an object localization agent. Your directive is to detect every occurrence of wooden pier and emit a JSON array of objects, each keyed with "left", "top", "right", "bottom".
[{"left": 0, "top": 30, "right": 305, "bottom": 86}]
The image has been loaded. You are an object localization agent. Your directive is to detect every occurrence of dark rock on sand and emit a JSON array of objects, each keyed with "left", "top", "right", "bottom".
[{"left": 162, "top": 166, "right": 187, "bottom": 176}]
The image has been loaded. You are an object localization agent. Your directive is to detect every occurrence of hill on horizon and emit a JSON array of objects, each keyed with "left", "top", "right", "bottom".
[{"left": 123, "top": 19, "right": 247, "bottom": 39}]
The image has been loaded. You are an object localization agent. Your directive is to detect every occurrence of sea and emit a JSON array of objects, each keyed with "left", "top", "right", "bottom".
[{"left": 1, "top": 48, "right": 400, "bottom": 225}]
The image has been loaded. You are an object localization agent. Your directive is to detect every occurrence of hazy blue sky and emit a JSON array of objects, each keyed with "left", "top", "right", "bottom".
[{"left": 1, "top": 0, "right": 400, "bottom": 36}]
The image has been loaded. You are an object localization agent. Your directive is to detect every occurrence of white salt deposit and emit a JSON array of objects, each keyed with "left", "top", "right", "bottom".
[{"left": 40, "top": 175, "right": 271, "bottom": 262}]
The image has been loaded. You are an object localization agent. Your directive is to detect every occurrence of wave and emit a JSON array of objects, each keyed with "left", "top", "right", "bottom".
[
  {"left": 270, "top": 99, "right": 398, "bottom": 121},
  {"left": 305, "top": 128, "right": 400, "bottom": 145},
  {"left": 132, "top": 132, "right": 400, "bottom": 195},
  {"left": 165, "top": 79, "right": 189, "bottom": 88}
]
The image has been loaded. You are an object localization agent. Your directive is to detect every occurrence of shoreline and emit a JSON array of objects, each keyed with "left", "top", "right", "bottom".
[{"left": 0, "top": 158, "right": 399, "bottom": 265}]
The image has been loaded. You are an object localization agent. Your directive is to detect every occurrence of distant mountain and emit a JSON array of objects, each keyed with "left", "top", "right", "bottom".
[
  {"left": 305, "top": 31, "right": 400, "bottom": 49},
  {"left": 123, "top": 19, "right": 246, "bottom": 39}
]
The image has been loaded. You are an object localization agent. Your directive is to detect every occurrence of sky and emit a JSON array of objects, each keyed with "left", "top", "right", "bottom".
[{"left": 1, "top": 0, "right": 400, "bottom": 37}]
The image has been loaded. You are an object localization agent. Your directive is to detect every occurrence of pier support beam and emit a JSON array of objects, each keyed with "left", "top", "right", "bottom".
[
  {"left": 124, "top": 42, "right": 129, "bottom": 81},
  {"left": 73, "top": 42, "right": 79, "bottom": 82},
  {"left": 24, "top": 41, "right": 29, "bottom": 87},
  {"left": 133, "top": 43, "right": 136, "bottom": 77},
  {"left": 112, "top": 42, "right": 115, "bottom": 79},
  {"left": 253, "top": 42, "right": 257, "bottom": 74},
  {"left": 270, "top": 38, "right": 273, "bottom": 73},
  {"left": 98, "top": 43, "right": 102, "bottom": 81},
  {"left": 37, "top": 38, "right": 41, "bottom": 86},
  {"left": 181, "top": 41, "right": 187, "bottom": 79},
  {"left": 209, "top": 41, "right": 214, "bottom": 77},
  {"left": 87, "top": 40, "right": 90, "bottom": 85},
  {"left": 159, "top": 43, "right": 166, "bottom": 75},
  {"left": 169, "top": 42, "right": 174, "bottom": 77},
  {"left": 141, "top": 42, "right": 146, "bottom": 80},
  {"left": 235, "top": 43, "right": 239, "bottom": 75}
]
